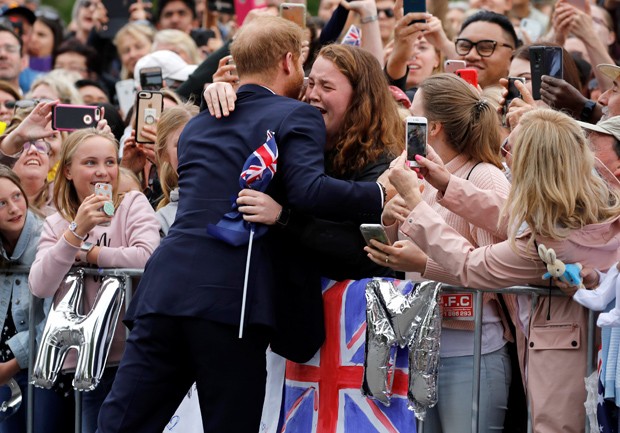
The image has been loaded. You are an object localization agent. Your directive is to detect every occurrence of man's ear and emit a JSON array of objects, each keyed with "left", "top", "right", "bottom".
[{"left": 282, "top": 52, "right": 294, "bottom": 75}]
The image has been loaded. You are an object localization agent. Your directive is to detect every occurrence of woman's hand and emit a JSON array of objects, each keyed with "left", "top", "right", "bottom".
[
  {"left": 3, "top": 100, "right": 58, "bottom": 155},
  {"left": 237, "top": 189, "right": 282, "bottom": 225},
  {"left": 203, "top": 82, "right": 237, "bottom": 118},
  {"left": 415, "top": 145, "right": 450, "bottom": 195},
  {"left": 364, "top": 239, "right": 428, "bottom": 273},
  {"left": 212, "top": 55, "right": 240, "bottom": 88},
  {"left": 504, "top": 79, "right": 537, "bottom": 130},
  {"left": 388, "top": 152, "right": 423, "bottom": 210},
  {"left": 120, "top": 130, "right": 146, "bottom": 174},
  {"left": 382, "top": 194, "right": 409, "bottom": 226},
  {"left": 72, "top": 194, "right": 114, "bottom": 237}
]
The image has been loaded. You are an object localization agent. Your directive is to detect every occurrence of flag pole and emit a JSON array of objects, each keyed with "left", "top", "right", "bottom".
[{"left": 239, "top": 226, "right": 255, "bottom": 338}]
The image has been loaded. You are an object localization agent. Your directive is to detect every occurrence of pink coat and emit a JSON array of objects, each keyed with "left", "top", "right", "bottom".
[
  {"left": 29, "top": 191, "right": 161, "bottom": 370},
  {"left": 400, "top": 198, "right": 620, "bottom": 433}
]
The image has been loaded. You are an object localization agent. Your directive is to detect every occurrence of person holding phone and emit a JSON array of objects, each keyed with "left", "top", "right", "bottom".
[
  {"left": 0, "top": 166, "right": 74, "bottom": 433},
  {"left": 368, "top": 73, "right": 512, "bottom": 433},
  {"left": 371, "top": 108, "right": 620, "bottom": 433},
  {"left": 28, "top": 128, "right": 160, "bottom": 433}
]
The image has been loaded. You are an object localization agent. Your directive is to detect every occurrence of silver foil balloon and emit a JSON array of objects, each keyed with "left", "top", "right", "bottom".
[
  {"left": 31, "top": 270, "right": 125, "bottom": 391},
  {"left": 406, "top": 281, "right": 441, "bottom": 420},
  {"left": 361, "top": 284, "right": 397, "bottom": 405},
  {"left": 362, "top": 279, "right": 442, "bottom": 421},
  {"left": 0, "top": 378, "right": 21, "bottom": 421}
]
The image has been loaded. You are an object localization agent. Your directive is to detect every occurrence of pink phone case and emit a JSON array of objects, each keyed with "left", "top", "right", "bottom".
[{"left": 52, "top": 104, "right": 101, "bottom": 132}]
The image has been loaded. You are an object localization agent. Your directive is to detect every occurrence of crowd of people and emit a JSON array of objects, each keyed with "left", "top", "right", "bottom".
[{"left": 0, "top": 0, "right": 614, "bottom": 431}]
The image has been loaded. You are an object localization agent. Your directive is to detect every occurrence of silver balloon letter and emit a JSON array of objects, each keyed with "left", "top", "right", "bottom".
[
  {"left": 31, "top": 270, "right": 125, "bottom": 391},
  {"left": 362, "top": 279, "right": 442, "bottom": 420}
]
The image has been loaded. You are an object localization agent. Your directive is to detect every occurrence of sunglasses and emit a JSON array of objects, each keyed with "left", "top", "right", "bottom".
[
  {"left": 377, "top": 8, "right": 395, "bottom": 18},
  {"left": 22, "top": 139, "right": 51, "bottom": 155}
]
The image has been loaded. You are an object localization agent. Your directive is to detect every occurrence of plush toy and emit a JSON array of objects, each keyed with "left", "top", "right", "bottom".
[
  {"left": 573, "top": 264, "right": 620, "bottom": 327},
  {"left": 537, "top": 244, "right": 584, "bottom": 288}
]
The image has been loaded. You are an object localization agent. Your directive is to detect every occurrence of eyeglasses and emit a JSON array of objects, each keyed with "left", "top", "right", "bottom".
[
  {"left": 23, "top": 139, "right": 51, "bottom": 155},
  {"left": 80, "top": 0, "right": 101, "bottom": 8},
  {"left": 455, "top": 38, "right": 514, "bottom": 58},
  {"left": 0, "top": 44, "right": 20, "bottom": 54},
  {"left": 377, "top": 8, "right": 394, "bottom": 18},
  {"left": 35, "top": 9, "right": 61, "bottom": 21},
  {"left": 500, "top": 137, "right": 512, "bottom": 158},
  {"left": 12, "top": 98, "right": 54, "bottom": 111},
  {"left": 0, "top": 100, "right": 16, "bottom": 110}
]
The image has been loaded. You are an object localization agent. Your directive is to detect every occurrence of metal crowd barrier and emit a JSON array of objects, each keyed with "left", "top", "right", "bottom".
[
  {"left": 0, "top": 264, "right": 590, "bottom": 433},
  {"left": 416, "top": 284, "right": 594, "bottom": 433}
]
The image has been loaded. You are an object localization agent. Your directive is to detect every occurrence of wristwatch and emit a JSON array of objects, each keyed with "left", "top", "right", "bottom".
[{"left": 78, "top": 242, "right": 94, "bottom": 263}]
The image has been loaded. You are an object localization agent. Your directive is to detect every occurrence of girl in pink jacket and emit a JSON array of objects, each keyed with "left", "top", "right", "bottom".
[
  {"left": 28, "top": 128, "right": 160, "bottom": 433},
  {"left": 368, "top": 108, "right": 620, "bottom": 432}
]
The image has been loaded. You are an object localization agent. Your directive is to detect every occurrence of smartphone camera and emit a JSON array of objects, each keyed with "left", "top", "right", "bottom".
[{"left": 406, "top": 116, "right": 427, "bottom": 168}]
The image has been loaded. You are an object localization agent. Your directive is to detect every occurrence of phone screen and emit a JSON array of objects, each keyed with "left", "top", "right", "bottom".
[
  {"left": 407, "top": 121, "right": 427, "bottom": 165},
  {"left": 140, "top": 68, "right": 163, "bottom": 91},
  {"left": 403, "top": 0, "right": 426, "bottom": 22}
]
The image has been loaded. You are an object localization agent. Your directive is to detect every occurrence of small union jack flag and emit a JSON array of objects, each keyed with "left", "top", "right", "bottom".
[
  {"left": 240, "top": 130, "right": 278, "bottom": 190},
  {"left": 341, "top": 25, "right": 361, "bottom": 47},
  {"left": 207, "top": 130, "right": 278, "bottom": 246}
]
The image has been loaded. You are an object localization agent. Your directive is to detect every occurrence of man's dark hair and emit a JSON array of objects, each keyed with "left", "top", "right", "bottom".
[
  {"left": 56, "top": 38, "right": 100, "bottom": 75},
  {"left": 460, "top": 10, "right": 520, "bottom": 49},
  {"left": 155, "top": 0, "right": 197, "bottom": 23},
  {"left": 0, "top": 23, "right": 22, "bottom": 55}
]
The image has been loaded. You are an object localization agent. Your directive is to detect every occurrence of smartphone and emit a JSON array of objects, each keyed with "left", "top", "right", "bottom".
[
  {"left": 279, "top": 3, "right": 306, "bottom": 28},
  {"left": 360, "top": 224, "right": 391, "bottom": 247},
  {"left": 520, "top": 18, "right": 542, "bottom": 42},
  {"left": 95, "top": 182, "right": 113, "bottom": 226},
  {"left": 52, "top": 104, "right": 102, "bottom": 131},
  {"left": 506, "top": 77, "right": 526, "bottom": 105},
  {"left": 100, "top": 0, "right": 133, "bottom": 39},
  {"left": 234, "top": 0, "right": 267, "bottom": 26},
  {"left": 444, "top": 59, "right": 466, "bottom": 74},
  {"left": 456, "top": 68, "right": 478, "bottom": 87},
  {"left": 403, "top": 0, "right": 426, "bottom": 24},
  {"left": 530, "top": 45, "right": 563, "bottom": 100},
  {"left": 406, "top": 116, "right": 427, "bottom": 168},
  {"left": 566, "top": 0, "right": 587, "bottom": 11},
  {"left": 134, "top": 91, "right": 163, "bottom": 144},
  {"left": 115, "top": 79, "right": 136, "bottom": 118},
  {"left": 139, "top": 66, "right": 163, "bottom": 91}
]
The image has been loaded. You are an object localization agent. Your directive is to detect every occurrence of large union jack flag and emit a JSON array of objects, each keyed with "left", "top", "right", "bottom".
[{"left": 278, "top": 279, "right": 417, "bottom": 433}]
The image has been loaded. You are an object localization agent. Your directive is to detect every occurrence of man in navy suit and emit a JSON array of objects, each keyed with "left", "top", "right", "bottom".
[{"left": 97, "top": 16, "right": 386, "bottom": 433}]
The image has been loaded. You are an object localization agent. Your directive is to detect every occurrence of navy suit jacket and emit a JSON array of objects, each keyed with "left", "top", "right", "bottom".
[{"left": 126, "top": 85, "right": 382, "bottom": 359}]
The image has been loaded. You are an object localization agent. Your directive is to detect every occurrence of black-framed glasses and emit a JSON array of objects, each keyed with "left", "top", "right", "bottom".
[
  {"left": 377, "top": 8, "right": 394, "bottom": 18},
  {"left": 23, "top": 139, "right": 51, "bottom": 155},
  {"left": 500, "top": 137, "right": 512, "bottom": 158},
  {"left": 455, "top": 38, "right": 514, "bottom": 57}
]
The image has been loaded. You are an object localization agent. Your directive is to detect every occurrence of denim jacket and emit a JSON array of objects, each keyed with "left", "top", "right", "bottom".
[{"left": 0, "top": 210, "right": 45, "bottom": 369}]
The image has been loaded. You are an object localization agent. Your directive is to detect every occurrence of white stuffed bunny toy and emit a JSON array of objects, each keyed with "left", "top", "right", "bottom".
[{"left": 537, "top": 244, "right": 584, "bottom": 288}]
